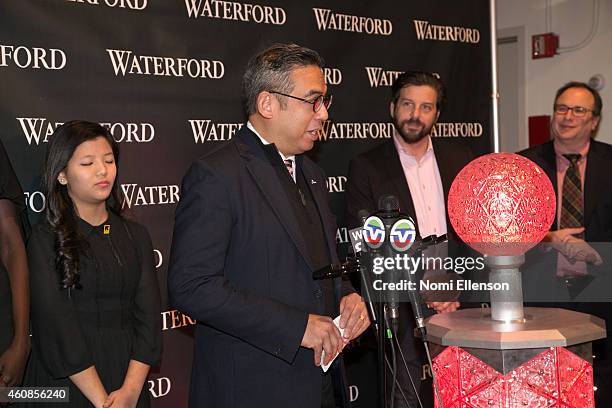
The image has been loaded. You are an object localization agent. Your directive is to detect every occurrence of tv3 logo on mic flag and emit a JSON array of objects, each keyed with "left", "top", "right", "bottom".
[
  {"left": 390, "top": 218, "right": 416, "bottom": 252},
  {"left": 362, "top": 216, "right": 385, "bottom": 249}
]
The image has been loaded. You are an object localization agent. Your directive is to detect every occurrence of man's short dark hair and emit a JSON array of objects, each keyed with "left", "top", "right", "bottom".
[
  {"left": 554, "top": 81, "right": 602, "bottom": 117},
  {"left": 391, "top": 71, "right": 446, "bottom": 111},
  {"left": 241, "top": 43, "right": 324, "bottom": 116}
]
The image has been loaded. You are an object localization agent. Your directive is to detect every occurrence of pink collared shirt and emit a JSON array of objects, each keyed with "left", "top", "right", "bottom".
[
  {"left": 393, "top": 135, "right": 447, "bottom": 238},
  {"left": 553, "top": 140, "right": 590, "bottom": 277}
]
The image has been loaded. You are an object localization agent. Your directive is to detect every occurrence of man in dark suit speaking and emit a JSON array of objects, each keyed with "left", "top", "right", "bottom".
[
  {"left": 168, "top": 43, "right": 369, "bottom": 408},
  {"left": 345, "top": 71, "right": 474, "bottom": 407}
]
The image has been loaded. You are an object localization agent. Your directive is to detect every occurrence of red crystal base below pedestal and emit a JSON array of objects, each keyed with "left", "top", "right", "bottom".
[{"left": 432, "top": 346, "right": 594, "bottom": 407}]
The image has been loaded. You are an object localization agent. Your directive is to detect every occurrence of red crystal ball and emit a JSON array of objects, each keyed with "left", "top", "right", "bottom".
[{"left": 448, "top": 153, "right": 556, "bottom": 256}]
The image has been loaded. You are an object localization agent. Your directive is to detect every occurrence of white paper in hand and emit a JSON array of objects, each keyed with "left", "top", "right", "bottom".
[{"left": 320, "top": 315, "right": 344, "bottom": 372}]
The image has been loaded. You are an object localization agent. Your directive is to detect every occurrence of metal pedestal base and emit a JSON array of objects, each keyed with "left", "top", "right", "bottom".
[
  {"left": 427, "top": 306, "right": 606, "bottom": 374},
  {"left": 426, "top": 307, "right": 605, "bottom": 351},
  {"left": 426, "top": 307, "right": 605, "bottom": 407}
]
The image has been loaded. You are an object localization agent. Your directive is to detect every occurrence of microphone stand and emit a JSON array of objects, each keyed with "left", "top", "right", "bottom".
[
  {"left": 313, "top": 254, "right": 388, "bottom": 407},
  {"left": 406, "top": 235, "right": 448, "bottom": 408},
  {"left": 315, "top": 234, "right": 448, "bottom": 407}
]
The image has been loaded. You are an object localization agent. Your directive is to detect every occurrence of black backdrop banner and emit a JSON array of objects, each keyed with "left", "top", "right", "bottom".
[{"left": 1, "top": 1, "right": 492, "bottom": 406}]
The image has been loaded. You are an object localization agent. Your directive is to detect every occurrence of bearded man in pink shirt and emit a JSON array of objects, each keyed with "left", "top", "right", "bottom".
[{"left": 345, "top": 71, "right": 475, "bottom": 407}]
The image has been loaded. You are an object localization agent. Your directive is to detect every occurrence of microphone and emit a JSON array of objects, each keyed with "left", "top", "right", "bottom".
[
  {"left": 312, "top": 258, "right": 359, "bottom": 280},
  {"left": 313, "top": 209, "right": 375, "bottom": 281},
  {"left": 347, "top": 209, "right": 371, "bottom": 255},
  {"left": 375, "top": 195, "right": 431, "bottom": 337},
  {"left": 409, "top": 234, "right": 449, "bottom": 338},
  {"left": 376, "top": 195, "right": 402, "bottom": 332},
  {"left": 405, "top": 266, "right": 426, "bottom": 338},
  {"left": 349, "top": 209, "right": 379, "bottom": 333},
  {"left": 357, "top": 209, "right": 371, "bottom": 225}
]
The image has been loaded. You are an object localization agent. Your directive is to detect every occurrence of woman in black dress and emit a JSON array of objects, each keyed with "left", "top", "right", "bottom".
[
  {"left": 0, "top": 139, "right": 30, "bottom": 388},
  {"left": 24, "top": 121, "right": 161, "bottom": 407}
]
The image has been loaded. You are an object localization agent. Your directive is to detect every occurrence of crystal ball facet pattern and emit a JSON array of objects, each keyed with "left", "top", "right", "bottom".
[{"left": 447, "top": 153, "right": 556, "bottom": 256}]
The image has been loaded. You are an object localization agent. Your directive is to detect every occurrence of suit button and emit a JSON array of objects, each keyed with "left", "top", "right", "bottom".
[
  {"left": 314, "top": 289, "right": 323, "bottom": 299},
  {"left": 274, "top": 347, "right": 282, "bottom": 356}
]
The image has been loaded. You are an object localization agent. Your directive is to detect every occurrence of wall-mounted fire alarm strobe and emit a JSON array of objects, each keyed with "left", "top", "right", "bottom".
[{"left": 532, "top": 33, "right": 559, "bottom": 59}]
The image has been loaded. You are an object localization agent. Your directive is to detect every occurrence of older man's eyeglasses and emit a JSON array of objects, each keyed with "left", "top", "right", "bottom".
[
  {"left": 269, "top": 91, "right": 333, "bottom": 113},
  {"left": 554, "top": 104, "right": 593, "bottom": 117}
]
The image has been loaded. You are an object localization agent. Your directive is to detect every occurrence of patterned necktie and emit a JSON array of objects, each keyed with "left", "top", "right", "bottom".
[
  {"left": 560, "top": 154, "right": 584, "bottom": 236},
  {"left": 284, "top": 158, "right": 295, "bottom": 181}
]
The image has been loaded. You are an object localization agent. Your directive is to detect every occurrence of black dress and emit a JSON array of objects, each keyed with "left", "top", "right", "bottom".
[
  {"left": 0, "top": 139, "right": 28, "bottom": 357},
  {"left": 23, "top": 211, "right": 162, "bottom": 407}
]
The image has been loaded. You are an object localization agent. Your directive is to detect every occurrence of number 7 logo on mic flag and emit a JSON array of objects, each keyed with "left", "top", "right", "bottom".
[
  {"left": 363, "top": 216, "right": 385, "bottom": 249},
  {"left": 390, "top": 218, "right": 416, "bottom": 252}
]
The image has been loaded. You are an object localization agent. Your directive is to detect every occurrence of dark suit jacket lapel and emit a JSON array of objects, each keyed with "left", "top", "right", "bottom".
[
  {"left": 432, "top": 140, "right": 460, "bottom": 235},
  {"left": 235, "top": 128, "right": 314, "bottom": 271},
  {"left": 300, "top": 157, "right": 346, "bottom": 306},
  {"left": 432, "top": 141, "right": 457, "bottom": 203},
  {"left": 382, "top": 141, "right": 416, "bottom": 217},
  {"left": 299, "top": 157, "right": 339, "bottom": 264},
  {"left": 584, "top": 140, "right": 605, "bottom": 232},
  {"left": 537, "top": 141, "right": 559, "bottom": 230},
  {"left": 539, "top": 139, "right": 602, "bottom": 234}
]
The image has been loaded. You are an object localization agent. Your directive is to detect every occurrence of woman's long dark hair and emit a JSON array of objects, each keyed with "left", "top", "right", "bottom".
[{"left": 42, "top": 120, "right": 122, "bottom": 290}]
